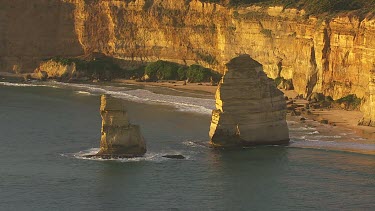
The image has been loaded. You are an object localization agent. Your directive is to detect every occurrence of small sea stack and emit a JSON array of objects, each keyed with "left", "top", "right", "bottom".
[
  {"left": 209, "top": 54, "right": 289, "bottom": 147},
  {"left": 90, "top": 95, "right": 146, "bottom": 158}
]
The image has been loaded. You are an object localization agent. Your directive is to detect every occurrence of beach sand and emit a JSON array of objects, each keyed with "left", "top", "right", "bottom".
[{"left": 114, "top": 79, "right": 218, "bottom": 94}]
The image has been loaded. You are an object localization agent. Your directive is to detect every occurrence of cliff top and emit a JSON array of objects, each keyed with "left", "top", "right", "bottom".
[{"left": 201, "top": 0, "right": 375, "bottom": 17}]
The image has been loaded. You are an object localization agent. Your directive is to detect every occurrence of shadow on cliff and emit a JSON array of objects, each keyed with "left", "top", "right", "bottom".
[{"left": 0, "top": 0, "right": 84, "bottom": 72}]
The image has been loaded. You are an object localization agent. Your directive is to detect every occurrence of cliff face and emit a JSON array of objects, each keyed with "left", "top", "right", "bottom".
[
  {"left": 0, "top": 0, "right": 83, "bottom": 72},
  {"left": 359, "top": 69, "right": 375, "bottom": 126},
  {"left": 209, "top": 55, "right": 289, "bottom": 147},
  {"left": 1, "top": 0, "right": 375, "bottom": 122}
]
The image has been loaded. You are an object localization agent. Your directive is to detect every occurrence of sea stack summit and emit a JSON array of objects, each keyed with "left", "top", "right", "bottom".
[
  {"left": 95, "top": 95, "right": 146, "bottom": 158},
  {"left": 209, "top": 54, "right": 289, "bottom": 147}
]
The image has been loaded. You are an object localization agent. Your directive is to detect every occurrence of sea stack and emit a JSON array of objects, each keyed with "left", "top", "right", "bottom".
[
  {"left": 359, "top": 69, "right": 375, "bottom": 127},
  {"left": 96, "top": 95, "right": 146, "bottom": 158},
  {"left": 209, "top": 54, "right": 289, "bottom": 147}
]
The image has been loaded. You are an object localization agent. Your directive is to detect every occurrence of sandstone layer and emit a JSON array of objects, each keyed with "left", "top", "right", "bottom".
[
  {"left": 96, "top": 95, "right": 146, "bottom": 158},
  {"left": 359, "top": 70, "right": 375, "bottom": 127},
  {"left": 209, "top": 55, "right": 289, "bottom": 147},
  {"left": 1, "top": 0, "right": 375, "bottom": 124}
]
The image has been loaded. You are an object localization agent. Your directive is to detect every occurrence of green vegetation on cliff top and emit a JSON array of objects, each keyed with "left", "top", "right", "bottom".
[{"left": 201, "top": 0, "right": 375, "bottom": 15}]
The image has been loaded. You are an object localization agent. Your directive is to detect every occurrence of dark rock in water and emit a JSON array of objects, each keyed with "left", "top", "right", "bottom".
[
  {"left": 300, "top": 117, "right": 306, "bottom": 121},
  {"left": 162, "top": 155, "right": 185, "bottom": 159}
]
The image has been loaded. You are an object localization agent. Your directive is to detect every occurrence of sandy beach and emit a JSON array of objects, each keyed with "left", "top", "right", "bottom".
[{"left": 114, "top": 79, "right": 218, "bottom": 94}]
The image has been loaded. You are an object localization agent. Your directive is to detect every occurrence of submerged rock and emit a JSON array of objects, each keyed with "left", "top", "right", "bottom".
[
  {"left": 92, "top": 95, "right": 146, "bottom": 158},
  {"left": 162, "top": 155, "right": 186, "bottom": 159},
  {"left": 209, "top": 55, "right": 289, "bottom": 147}
]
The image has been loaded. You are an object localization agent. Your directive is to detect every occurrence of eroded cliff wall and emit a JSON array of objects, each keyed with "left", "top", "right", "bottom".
[
  {"left": 0, "top": 0, "right": 83, "bottom": 72},
  {"left": 1, "top": 0, "right": 375, "bottom": 119}
]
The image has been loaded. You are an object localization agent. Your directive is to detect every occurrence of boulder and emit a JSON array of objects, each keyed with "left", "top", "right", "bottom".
[
  {"left": 209, "top": 55, "right": 289, "bottom": 147},
  {"left": 36, "top": 71, "right": 48, "bottom": 81},
  {"left": 95, "top": 95, "right": 146, "bottom": 158}
]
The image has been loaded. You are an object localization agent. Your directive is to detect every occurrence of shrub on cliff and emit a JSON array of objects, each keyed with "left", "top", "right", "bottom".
[
  {"left": 335, "top": 94, "right": 362, "bottom": 110},
  {"left": 145, "top": 60, "right": 180, "bottom": 81},
  {"left": 186, "top": 65, "right": 221, "bottom": 83},
  {"left": 49, "top": 56, "right": 123, "bottom": 80},
  {"left": 177, "top": 66, "right": 188, "bottom": 80},
  {"left": 125, "top": 66, "right": 145, "bottom": 79}
]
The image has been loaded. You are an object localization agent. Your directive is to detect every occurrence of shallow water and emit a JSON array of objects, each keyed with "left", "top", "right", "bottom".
[{"left": 0, "top": 83, "right": 374, "bottom": 210}]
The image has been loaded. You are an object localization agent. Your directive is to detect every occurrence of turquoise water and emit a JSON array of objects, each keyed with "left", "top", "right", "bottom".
[{"left": 0, "top": 84, "right": 374, "bottom": 210}]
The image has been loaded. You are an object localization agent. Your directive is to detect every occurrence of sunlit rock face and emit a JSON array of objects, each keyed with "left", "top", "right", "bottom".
[
  {"left": 209, "top": 55, "right": 289, "bottom": 147},
  {"left": 359, "top": 70, "right": 375, "bottom": 127},
  {"left": 97, "top": 95, "right": 146, "bottom": 158}
]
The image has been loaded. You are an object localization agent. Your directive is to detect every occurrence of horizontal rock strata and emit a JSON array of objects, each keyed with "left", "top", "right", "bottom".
[
  {"left": 96, "top": 95, "right": 146, "bottom": 158},
  {"left": 209, "top": 55, "right": 289, "bottom": 147}
]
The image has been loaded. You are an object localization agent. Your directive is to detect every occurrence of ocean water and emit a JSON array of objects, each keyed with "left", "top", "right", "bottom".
[{"left": 0, "top": 82, "right": 374, "bottom": 210}]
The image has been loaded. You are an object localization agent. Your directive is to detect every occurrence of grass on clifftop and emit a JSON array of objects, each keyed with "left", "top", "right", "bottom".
[{"left": 201, "top": 0, "right": 375, "bottom": 16}]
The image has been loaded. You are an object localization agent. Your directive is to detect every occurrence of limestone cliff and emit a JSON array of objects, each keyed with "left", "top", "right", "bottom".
[
  {"left": 209, "top": 55, "right": 289, "bottom": 147},
  {"left": 96, "top": 95, "right": 146, "bottom": 158},
  {"left": 1, "top": 0, "right": 375, "bottom": 124},
  {"left": 359, "top": 70, "right": 375, "bottom": 126}
]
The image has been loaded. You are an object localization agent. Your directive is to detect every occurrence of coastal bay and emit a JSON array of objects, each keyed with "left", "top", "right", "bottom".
[{"left": 0, "top": 83, "right": 374, "bottom": 210}]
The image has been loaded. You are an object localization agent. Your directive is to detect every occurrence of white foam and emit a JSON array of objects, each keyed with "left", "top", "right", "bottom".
[
  {"left": 75, "top": 91, "right": 93, "bottom": 95},
  {"left": 0, "top": 82, "right": 49, "bottom": 87},
  {"left": 2, "top": 80, "right": 214, "bottom": 115},
  {"left": 313, "top": 135, "right": 342, "bottom": 139},
  {"left": 182, "top": 140, "right": 208, "bottom": 149},
  {"left": 67, "top": 148, "right": 191, "bottom": 162},
  {"left": 52, "top": 82, "right": 215, "bottom": 115},
  {"left": 289, "top": 126, "right": 317, "bottom": 131}
]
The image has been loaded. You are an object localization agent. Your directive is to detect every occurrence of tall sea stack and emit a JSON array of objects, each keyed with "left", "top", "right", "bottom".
[
  {"left": 209, "top": 55, "right": 289, "bottom": 147},
  {"left": 96, "top": 95, "right": 146, "bottom": 158}
]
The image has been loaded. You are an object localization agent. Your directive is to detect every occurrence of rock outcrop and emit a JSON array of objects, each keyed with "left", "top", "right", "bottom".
[
  {"left": 95, "top": 95, "right": 146, "bottom": 158},
  {"left": 34, "top": 60, "right": 76, "bottom": 80},
  {"left": 209, "top": 55, "right": 289, "bottom": 147}
]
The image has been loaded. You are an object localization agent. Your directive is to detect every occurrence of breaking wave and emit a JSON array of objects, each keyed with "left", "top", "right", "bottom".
[
  {"left": 1, "top": 81, "right": 214, "bottom": 115},
  {"left": 53, "top": 81, "right": 214, "bottom": 115},
  {"left": 0, "top": 81, "right": 49, "bottom": 87},
  {"left": 62, "top": 148, "right": 191, "bottom": 162}
]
